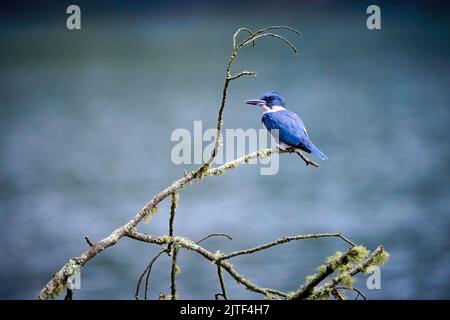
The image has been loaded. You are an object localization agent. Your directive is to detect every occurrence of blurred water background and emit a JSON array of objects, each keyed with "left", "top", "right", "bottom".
[{"left": 0, "top": 0, "right": 449, "bottom": 299}]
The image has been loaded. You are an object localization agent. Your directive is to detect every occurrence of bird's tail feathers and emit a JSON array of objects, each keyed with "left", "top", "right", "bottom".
[{"left": 308, "top": 142, "right": 328, "bottom": 160}]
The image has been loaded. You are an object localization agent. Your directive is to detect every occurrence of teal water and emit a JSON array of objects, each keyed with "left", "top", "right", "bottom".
[{"left": 0, "top": 3, "right": 449, "bottom": 299}]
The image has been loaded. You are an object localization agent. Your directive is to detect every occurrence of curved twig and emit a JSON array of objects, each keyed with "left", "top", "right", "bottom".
[
  {"left": 219, "top": 233, "right": 354, "bottom": 261},
  {"left": 336, "top": 286, "right": 367, "bottom": 300},
  {"left": 233, "top": 27, "right": 253, "bottom": 49},
  {"left": 196, "top": 233, "right": 233, "bottom": 244},
  {"left": 227, "top": 70, "right": 257, "bottom": 80},
  {"left": 170, "top": 246, "right": 179, "bottom": 300},
  {"left": 135, "top": 248, "right": 168, "bottom": 300},
  {"left": 239, "top": 33, "right": 298, "bottom": 53},
  {"left": 207, "top": 148, "right": 318, "bottom": 178},
  {"left": 282, "top": 148, "right": 319, "bottom": 167}
]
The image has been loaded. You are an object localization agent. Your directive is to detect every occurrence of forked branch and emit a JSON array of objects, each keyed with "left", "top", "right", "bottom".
[{"left": 36, "top": 26, "right": 386, "bottom": 301}]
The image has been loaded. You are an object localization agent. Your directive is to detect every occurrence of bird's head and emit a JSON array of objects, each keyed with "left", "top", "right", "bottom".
[{"left": 245, "top": 91, "right": 286, "bottom": 110}]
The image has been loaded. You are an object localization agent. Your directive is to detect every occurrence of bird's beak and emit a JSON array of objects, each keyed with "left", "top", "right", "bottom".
[{"left": 245, "top": 99, "right": 266, "bottom": 106}]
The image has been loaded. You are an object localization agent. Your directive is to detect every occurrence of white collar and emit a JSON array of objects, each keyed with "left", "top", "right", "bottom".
[{"left": 262, "top": 105, "right": 286, "bottom": 114}]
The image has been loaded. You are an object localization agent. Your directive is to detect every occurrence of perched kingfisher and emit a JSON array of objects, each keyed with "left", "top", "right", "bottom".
[{"left": 245, "top": 91, "right": 328, "bottom": 160}]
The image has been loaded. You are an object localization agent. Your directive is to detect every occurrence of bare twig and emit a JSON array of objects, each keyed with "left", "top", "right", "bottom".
[
  {"left": 240, "top": 32, "right": 298, "bottom": 53},
  {"left": 335, "top": 233, "right": 357, "bottom": 247},
  {"left": 208, "top": 148, "right": 318, "bottom": 177},
  {"left": 238, "top": 26, "right": 301, "bottom": 53},
  {"left": 135, "top": 248, "right": 168, "bottom": 300},
  {"left": 282, "top": 148, "right": 319, "bottom": 167},
  {"left": 336, "top": 286, "right": 367, "bottom": 300},
  {"left": 167, "top": 192, "right": 178, "bottom": 254},
  {"left": 170, "top": 246, "right": 179, "bottom": 300},
  {"left": 251, "top": 26, "right": 303, "bottom": 38},
  {"left": 196, "top": 233, "right": 233, "bottom": 244},
  {"left": 219, "top": 233, "right": 354, "bottom": 260},
  {"left": 227, "top": 70, "right": 257, "bottom": 80},
  {"left": 233, "top": 27, "right": 253, "bottom": 49},
  {"left": 84, "top": 236, "right": 93, "bottom": 247},
  {"left": 216, "top": 266, "right": 228, "bottom": 300},
  {"left": 296, "top": 246, "right": 386, "bottom": 300}
]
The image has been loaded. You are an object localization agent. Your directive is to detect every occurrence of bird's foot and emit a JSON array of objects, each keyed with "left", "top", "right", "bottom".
[{"left": 276, "top": 143, "right": 290, "bottom": 151}]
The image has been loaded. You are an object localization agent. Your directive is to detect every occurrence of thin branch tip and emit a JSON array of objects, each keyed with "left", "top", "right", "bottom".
[{"left": 84, "top": 236, "right": 94, "bottom": 247}]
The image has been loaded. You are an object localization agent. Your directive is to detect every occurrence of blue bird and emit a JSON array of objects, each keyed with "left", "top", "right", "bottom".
[{"left": 245, "top": 91, "right": 328, "bottom": 160}]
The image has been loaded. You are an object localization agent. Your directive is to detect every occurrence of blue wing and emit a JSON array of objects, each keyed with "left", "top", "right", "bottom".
[
  {"left": 262, "top": 110, "right": 328, "bottom": 160},
  {"left": 262, "top": 110, "right": 310, "bottom": 150}
]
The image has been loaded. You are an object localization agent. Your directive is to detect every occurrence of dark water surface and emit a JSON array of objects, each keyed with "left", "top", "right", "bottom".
[{"left": 0, "top": 2, "right": 449, "bottom": 299}]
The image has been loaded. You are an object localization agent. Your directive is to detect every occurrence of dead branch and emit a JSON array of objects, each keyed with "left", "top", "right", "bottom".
[{"left": 36, "top": 26, "right": 387, "bottom": 301}]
